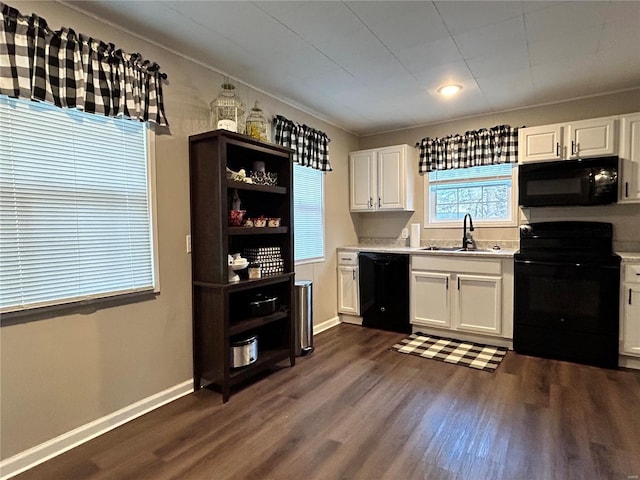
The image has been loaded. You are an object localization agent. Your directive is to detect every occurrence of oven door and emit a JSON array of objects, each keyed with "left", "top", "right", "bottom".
[{"left": 513, "top": 258, "right": 620, "bottom": 367}]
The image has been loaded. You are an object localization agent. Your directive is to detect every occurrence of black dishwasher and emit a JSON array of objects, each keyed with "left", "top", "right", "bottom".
[{"left": 359, "top": 252, "right": 410, "bottom": 334}]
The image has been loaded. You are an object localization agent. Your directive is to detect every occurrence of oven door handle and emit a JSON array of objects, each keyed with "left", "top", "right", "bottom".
[{"left": 515, "top": 259, "right": 618, "bottom": 268}]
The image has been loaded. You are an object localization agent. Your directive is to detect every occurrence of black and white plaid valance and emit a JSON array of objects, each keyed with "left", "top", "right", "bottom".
[
  {"left": 0, "top": 2, "right": 169, "bottom": 126},
  {"left": 273, "top": 115, "right": 332, "bottom": 172},
  {"left": 418, "top": 125, "right": 518, "bottom": 173}
]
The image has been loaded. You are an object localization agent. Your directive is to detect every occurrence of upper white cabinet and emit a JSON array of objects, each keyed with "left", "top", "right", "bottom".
[
  {"left": 519, "top": 116, "right": 617, "bottom": 164},
  {"left": 619, "top": 113, "right": 640, "bottom": 203},
  {"left": 518, "top": 124, "right": 564, "bottom": 163},
  {"left": 349, "top": 144, "right": 415, "bottom": 212}
]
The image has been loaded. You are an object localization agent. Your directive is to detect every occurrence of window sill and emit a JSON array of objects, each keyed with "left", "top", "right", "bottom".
[
  {"left": 424, "top": 220, "right": 518, "bottom": 229},
  {"left": 0, "top": 290, "right": 158, "bottom": 327}
]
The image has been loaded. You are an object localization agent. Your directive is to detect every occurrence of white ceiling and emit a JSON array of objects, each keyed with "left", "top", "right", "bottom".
[{"left": 65, "top": 1, "right": 640, "bottom": 135}]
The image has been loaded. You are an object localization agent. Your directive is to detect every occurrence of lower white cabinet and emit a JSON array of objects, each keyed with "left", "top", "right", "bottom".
[
  {"left": 621, "top": 261, "right": 640, "bottom": 356},
  {"left": 337, "top": 251, "right": 360, "bottom": 317},
  {"left": 411, "top": 255, "right": 512, "bottom": 339},
  {"left": 456, "top": 274, "right": 502, "bottom": 335},
  {"left": 338, "top": 265, "right": 359, "bottom": 315},
  {"left": 411, "top": 271, "right": 451, "bottom": 328}
]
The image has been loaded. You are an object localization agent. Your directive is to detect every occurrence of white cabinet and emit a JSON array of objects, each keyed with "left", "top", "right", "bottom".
[
  {"left": 619, "top": 113, "right": 640, "bottom": 203},
  {"left": 350, "top": 150, "right": 376, "bottom": 211},
  {"left": 411, "top": 271, "right": 451, "bottom": 328},
  {"left": 337, "top": 251, "right": 360, "bottom": 321},
  {"left": 338, "top": 265, "right": 359, "bottom": 315},
  {"left": 519, "top": 124, "right": 564, "bottom": 163},
  {"left": 519, "top": 116, "right": 617, "bottom": 164},
  {"left": 456, "top": 274, "right": 502, "bottom": 335},
  {"left": 621, "top": 261, "right": 640, "bottom": 356},
  {"left": 349, "top": 144, "right": 415, "bottom": 212},
  {"left": 411, "top": 255, "right": 509, "bottom": 338}
]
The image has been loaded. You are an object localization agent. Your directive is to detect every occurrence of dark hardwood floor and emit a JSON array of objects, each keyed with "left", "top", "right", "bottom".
[{"left": 14, "top": 324, "right": 640, "bottom": 480}]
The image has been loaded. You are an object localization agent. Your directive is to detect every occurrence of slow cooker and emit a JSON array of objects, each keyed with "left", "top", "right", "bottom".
[{"left": 230, "top": 335, "right": 258, "bottom": 368}]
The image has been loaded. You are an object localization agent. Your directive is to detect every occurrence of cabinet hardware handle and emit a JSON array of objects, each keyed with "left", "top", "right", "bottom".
[
  {"left": 571, "top": 140, "right": 576, "bottom": 155},
  {"left": 457, "top": 277, "right": 460, "bottom": 290},
  {"left": 352, "top": 269, "right": 355, "bottom": 280},
  {"left": 369, "top": 197, "right": 373, "bottom": 209},
  {"left": 630, "top": 288, "right": 633, "bottom": 305},
  {"left": 556, "top": 142, "right": 560, "bottom": 157},
  {"left": 626, "top": 182, "right": 629, "bottom": 198},
  {"left": 445, "top": 277, "right": 448, "bottom": 289},
  {"left": 378, "top": 197, "right": 381, "bottom": 208}
]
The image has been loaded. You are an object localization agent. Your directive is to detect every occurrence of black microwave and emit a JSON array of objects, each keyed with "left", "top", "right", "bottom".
[{"left": 518, "top": 156, "right": 618, "bottom": 207}]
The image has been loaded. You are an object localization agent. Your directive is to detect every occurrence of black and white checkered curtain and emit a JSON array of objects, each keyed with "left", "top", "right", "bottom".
[
  {"left": 273, "top": 115, "right": 332, "bottom": 172},
  {"left": 418, "top": 125, "right": 518, "bottom": 173},
  {"left": 0, "top": 2, "right": 169, "bottom": 126}
]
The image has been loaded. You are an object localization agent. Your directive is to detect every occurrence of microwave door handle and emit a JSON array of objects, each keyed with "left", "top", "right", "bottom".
[{"left": 587, "top": 170, "right": 595, "bottom": 198}]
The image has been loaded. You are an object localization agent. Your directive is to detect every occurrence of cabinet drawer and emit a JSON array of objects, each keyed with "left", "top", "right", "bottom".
[
  {"left": 624, "top": 263, "right": 640, "bottom": 283},
  {"left": 338, "top": 251, "right": 359, "bottom": 266},
  {"left": 412, "top": 255, "right": 502, "bottom": 275}
]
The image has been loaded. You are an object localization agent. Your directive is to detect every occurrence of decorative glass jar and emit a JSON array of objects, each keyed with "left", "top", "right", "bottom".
[
  {"left": 210, "top": 81, "right": 245, "bottom": 133},
  {"left": 246, "top": 101, "right": 268, "bottom": 141}
]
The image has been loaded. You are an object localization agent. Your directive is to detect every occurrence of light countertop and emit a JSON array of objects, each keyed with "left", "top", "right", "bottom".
[
  {"left": 338, "top": 245, "right": 516, "bottom": 259},
  {"left": 617, "top": 252, "right": 640, "bottom": 261}
]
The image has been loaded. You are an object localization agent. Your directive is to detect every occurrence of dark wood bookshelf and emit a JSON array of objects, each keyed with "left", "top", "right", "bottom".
[{"left": 189, "top": 129, "right": 295, "bottom": 402}]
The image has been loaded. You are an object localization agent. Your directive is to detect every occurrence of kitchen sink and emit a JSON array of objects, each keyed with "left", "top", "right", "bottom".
[{"left": 421, "top": 246, "right": 501, "bottom": 253}]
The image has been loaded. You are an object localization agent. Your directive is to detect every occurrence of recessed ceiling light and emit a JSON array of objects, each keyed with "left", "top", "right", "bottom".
[{"left": 437, "top": 84, "right": 462, "bottom": 96}]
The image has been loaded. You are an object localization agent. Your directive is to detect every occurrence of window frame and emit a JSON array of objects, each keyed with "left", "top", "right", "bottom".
[
  {"left": 293, "top": 163, "right": 326, "bottom": 265},
  {"left": 0, "top": 96, "right": 160, "bottom": 318},
  {"left": 423, "top": 163, "right": 519, "bottom": 229}
]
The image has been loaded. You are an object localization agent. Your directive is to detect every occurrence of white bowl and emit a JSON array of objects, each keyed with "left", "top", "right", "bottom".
[{"left": 231, "top": 260, "right": 249, "bottom": 271}]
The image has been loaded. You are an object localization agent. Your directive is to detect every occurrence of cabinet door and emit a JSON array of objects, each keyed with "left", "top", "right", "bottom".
[
  {"left": 622, "top": 284, "right": 640, "bottom": 356},
  {"left": 338, "top": 265, "right": 360, "bottom": 315},
  {"left": 567, "top": 117, "right": 616, "bottom": 159},
  {"left": 456, "top": 274, "right": 502, "bottom": 336},
  {"left": 411, "top": 271, "right": 451, "bottom": 328},
  {"left": 619, "top": 113, "right": 640, "bottom": 203},
  {"left": 518, "top": 124, "right": 563, "bottom": 163},
  {"left": 350, "top": 151, "right": 375, "bottom": 211},
  {"left": 377, "top": 145, "right": 406, "bottom": 210}
]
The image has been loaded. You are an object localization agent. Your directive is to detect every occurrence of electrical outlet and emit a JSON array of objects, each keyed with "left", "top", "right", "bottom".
[
  {"left": 401, "top": 228, "right": 409, "bottom": 239},
  {"left": 186, "top": 235, "right": 192, "bottom": 253}
]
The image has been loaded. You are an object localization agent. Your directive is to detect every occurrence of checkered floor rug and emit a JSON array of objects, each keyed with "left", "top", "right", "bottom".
[{"left": 391, "top": 332, "right": 508, "bottom": 372}]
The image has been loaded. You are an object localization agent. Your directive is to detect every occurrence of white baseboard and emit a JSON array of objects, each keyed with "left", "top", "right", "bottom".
[
  {"left": 339, "top": 314, "right": 363, "bottom": 326},
  {"left": 0, "top": 380, "right": 193, "bottom": 480},
  {"left": 313, "top": 316, "right": 340, "bottom": 335},
  {"left": 619, "top": 355, "right": 640, "bottom": 370}
]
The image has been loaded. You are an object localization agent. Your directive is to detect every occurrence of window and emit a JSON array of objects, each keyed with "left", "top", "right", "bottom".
[
  {"left": 293, "top": 163, "right": 324, "bottom": 263},
  {"left": 0, "top": 96, "right": 158, "bottom": 314},
  {"left": 425, "top": 163, "right": 517, "bottom": 227}
]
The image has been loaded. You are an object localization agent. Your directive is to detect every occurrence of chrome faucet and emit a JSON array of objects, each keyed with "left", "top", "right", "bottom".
[{"left": 462, "top": 214, "right": 476, "bottom": 250}]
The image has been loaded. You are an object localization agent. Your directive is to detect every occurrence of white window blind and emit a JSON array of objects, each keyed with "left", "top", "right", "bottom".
[
  {"left": 293, "top": 163, "right": 325, "bottom": 263},
  {"left": 0, "top": 95, "right": 157, "bottom": 314}
]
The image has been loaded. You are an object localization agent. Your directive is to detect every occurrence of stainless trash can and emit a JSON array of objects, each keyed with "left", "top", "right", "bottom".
[{"left": 294, "top": 280, "right": 314, "bottom": 356}]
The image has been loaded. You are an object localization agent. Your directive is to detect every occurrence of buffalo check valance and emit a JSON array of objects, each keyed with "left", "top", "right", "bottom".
[
  {"left": 273, "top": 115, "right": 332, "bottom": 172},
  {"left": 0, "top": 2, "right": 169, "bottom": 126},
  {"left": 418, "top": 125, "right": 519, "bottom": 173}
]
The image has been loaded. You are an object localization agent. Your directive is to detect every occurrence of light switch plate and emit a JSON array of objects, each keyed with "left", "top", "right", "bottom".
[
  {"left": 186, "top": 235, "right": 192, "bottom": 253},
  {"left": 401, "top": 228, "right": 409, "bottom": 239}
]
